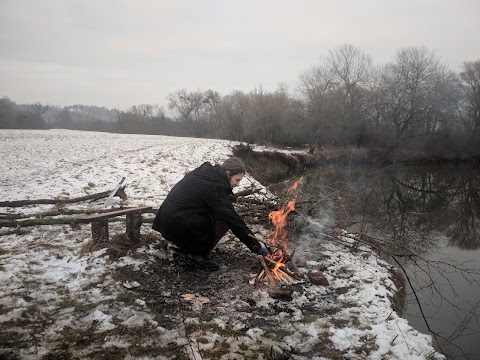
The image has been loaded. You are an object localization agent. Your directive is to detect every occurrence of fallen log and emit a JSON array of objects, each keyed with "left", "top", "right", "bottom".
[
  {"left": 0, "top": 215, "right": 127, "bottom": 228},
  {"left": 1, "top": 206, "right": 157, "bottom": 220},
  {"left": 0, "top": 214, "right": 156, "bottom": 229},
  {"left": 0, "top": 217, "right": 83, "bottom": 228},
  {"left": 0, "top": 187, "right": 127, "bottom": 208}
]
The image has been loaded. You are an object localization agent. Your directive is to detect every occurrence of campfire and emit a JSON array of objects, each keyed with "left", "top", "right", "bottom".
[{"left": 254, "top": 181, "right": 302, "bottom": 284}]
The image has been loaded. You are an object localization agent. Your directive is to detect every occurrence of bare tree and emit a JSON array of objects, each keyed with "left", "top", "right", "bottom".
[
  {"left": 379, "top": 47, "right": 458, "bottom": 149},
  {"left": 297, "top": 62, "right": 336, "bottom": 151},
  {"left": 243, "top": 86, "right": 299, "bottom": 146},
  {"left": 167, "top": 89, "right": 221, "bottom": 137},
  {"left": 55, "top": 107, "right": 74, "bottom": 129},
  {"left": 297, "top": 44, "right": 374, "bottom": 149},
  {"left": 214, "top": 90, "right": 248, "bottom": 141},
  {"left": 29, "top": 101, "right": 48, "bottom": 115},
  {"left": 0, "top": 97, "right": 17, "bottom": 129},
  {"left": 326, "top": 44, "right": 374, "bottom": 146},
  {"left": 458, "top": 60, "right": 480, "bottom": 154}
]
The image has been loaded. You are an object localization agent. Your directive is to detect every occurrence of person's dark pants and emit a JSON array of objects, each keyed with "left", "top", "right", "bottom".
[{"left": 165, "top": 218, "right": 229, "bottom": 256}]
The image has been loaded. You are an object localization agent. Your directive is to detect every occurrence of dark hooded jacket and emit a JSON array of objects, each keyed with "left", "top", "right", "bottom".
[{"left": 152, "top": 162, "right": 261, "bottom": 254}]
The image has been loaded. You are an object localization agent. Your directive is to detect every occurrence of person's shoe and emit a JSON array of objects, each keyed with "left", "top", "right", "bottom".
[{"left": 185, "top": 253, "right": 220, "bottom": 271}]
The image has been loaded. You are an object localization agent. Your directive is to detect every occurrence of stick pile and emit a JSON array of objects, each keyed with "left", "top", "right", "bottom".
[{"left": 254, "top": 255, "right": 302, "bottom": 284}]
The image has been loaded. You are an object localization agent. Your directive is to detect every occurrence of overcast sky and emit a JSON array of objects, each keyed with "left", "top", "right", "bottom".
[{"left": 1, "top": 0, "right": 479, "bottom": 111}]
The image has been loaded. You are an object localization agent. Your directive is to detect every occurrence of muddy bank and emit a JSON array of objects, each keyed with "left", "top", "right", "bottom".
[
  {"left": 233, "top": 144, "right": 312, "bottom": 185},
  {"left": 234, "top": 143, "right": 477, "bottom": 186},
  {"left": 233, "top": 144, "right": 378, "bottom": 185}
]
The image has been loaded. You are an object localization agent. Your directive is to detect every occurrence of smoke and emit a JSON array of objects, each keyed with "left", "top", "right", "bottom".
[{"left": 291, "top": 208, "right": 335, "bottom": 261}]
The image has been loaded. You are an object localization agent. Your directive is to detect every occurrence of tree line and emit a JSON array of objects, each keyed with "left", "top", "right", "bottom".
[{"left": 1, "top": 45, "right": 479, "bottom": 160}]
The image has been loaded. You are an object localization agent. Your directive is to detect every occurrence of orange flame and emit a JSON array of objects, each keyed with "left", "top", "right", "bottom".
[
  {"left": 287, "top": 181, "right": 299, "bottom": 193},
  {"left": 263, "top": 179, "right": 301, "bottom": 282},
  {"left": 267, "top": 200, "right": 295, "bottom": 272},
  {"left": 268, "top": 200, "right": 295, "bottom": 248},
  {"left": 287, "top": 176, "right": 302, "bottom": 194}
]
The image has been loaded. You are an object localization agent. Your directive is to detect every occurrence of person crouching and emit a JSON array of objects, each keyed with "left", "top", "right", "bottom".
[{"left": 152, "top": 156, "right": 268, "bottom": 271}]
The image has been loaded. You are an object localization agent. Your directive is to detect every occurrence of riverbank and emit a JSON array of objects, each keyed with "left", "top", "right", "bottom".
[
  {"left": 0, "top": 130, "right": 445, "bottom": 359},
  {"left": 237, "top": 144, "right": 409, "bottom": 314},
  {"left": 234, "top": 143, "right": 478, "bottom": 186},
  {"left": 239, "top": 143, "right": 480, "bottom": 359}
]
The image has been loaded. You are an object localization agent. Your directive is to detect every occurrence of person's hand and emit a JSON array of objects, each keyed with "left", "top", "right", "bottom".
[{"left": 257, "top": 243, "right": 270, "bottom": 256}]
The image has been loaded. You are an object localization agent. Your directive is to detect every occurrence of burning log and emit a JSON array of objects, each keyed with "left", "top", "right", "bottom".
[
  {"left": 255, "top": 259, "right": 299, "bottom": 284},
  {"left": 253, "top": 179, "right": 304, "bottom": 285},
  {"left": 258, "top": 256, "right": 276, "bottom": 282},
  {"left": 275, "top": 268, "right": 294, "bottom": 283},
  {"left": 256, "top": 253, "right": 302, "bottom": 284},
  {"left": 263, "top": 255, "right": 297, "bottom": 276},
  {"left": 281, "top": 248, "right": 300, "bottom": 275}
]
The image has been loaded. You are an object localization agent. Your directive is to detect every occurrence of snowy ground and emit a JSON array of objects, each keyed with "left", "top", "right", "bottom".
[{"left": 0, "top": 130, "right": 444, "bottom": 359}]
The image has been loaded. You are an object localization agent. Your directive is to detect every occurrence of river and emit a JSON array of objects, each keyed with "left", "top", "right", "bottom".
[{"left": 293, "top": 163, "right": 480, "bottom": 359}]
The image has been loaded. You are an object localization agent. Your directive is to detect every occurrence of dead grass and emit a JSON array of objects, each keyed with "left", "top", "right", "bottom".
[
  {"left": 388, "top": 267, "right": 407, "bottom": 317},
  {"left": 308, "top": 332, "right": 344, "bottom": 359}
]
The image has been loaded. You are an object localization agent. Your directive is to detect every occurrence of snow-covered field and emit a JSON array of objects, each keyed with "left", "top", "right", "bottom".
[{"left": 0, "top": 130, "right": 444, "bottom": 359}]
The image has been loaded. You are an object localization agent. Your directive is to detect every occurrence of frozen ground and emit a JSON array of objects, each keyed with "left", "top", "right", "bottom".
[{"left": 0, "top": 130, "right": 444, "bottom": 359}]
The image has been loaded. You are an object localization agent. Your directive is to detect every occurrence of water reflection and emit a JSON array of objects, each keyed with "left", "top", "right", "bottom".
[
  {"left": 299, "top": 164, "right": 480, "bottom": 251},
  {"left": 297, "top": 164, "right": 480, "bottom": 359}
]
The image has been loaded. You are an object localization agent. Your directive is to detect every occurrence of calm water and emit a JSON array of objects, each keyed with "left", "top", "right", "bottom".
[{"left": 295, "top": 163, "right": 480, "bottom": 359}]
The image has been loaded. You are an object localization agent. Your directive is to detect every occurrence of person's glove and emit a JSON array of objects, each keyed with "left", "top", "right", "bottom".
[{"left": 257, "top": 243, "right": 270, "bottom": 256}]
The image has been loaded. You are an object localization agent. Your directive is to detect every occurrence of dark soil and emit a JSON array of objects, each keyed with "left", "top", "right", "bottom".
[{"left": 112, "top": 234, "right": 264, "bottom": 314}]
